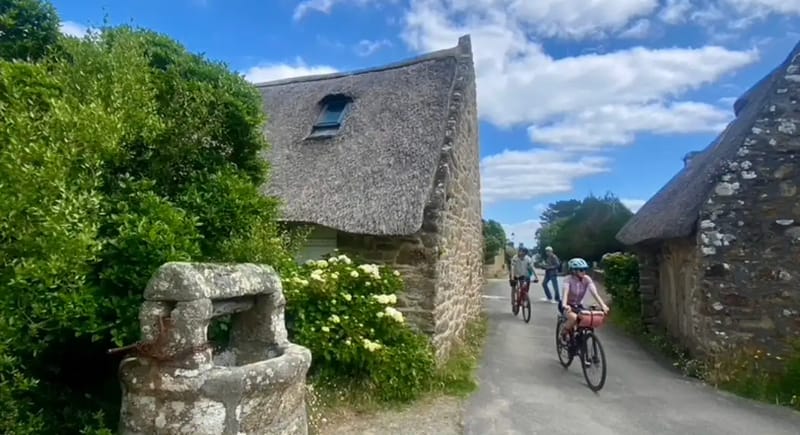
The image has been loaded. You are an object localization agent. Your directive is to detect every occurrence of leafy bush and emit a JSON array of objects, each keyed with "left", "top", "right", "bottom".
[
  {"left": 602, "top": 253, "right": 640, "bottom": 317},
  {"left": 482, "top": 219, "right": 506, "bottom": 263},
  {"left": 0, "top": 0, "right": 60, "bottom": 61},
  {"left": 283, "top": 254, "right": 436, "bottom": 402},
  {"left": 0, "top": 19, "right": 294, "bottom": 433}
]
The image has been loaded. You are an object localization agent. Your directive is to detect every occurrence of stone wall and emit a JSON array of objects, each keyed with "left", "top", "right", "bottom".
[
  {"left": 655, "top": 238, "right": 706, "bottom": 352},
  {"left": 694, "top": 55, "right": 800, "bottom": 356},
  {"left": 484, "top": 252, "right": 507, "bottom": 279},
  {"left": 428, "top": 35, "right": 483, "bottom": 361},
  {"left": 634, "top": 246, "right": 660, "bottom": 329}
]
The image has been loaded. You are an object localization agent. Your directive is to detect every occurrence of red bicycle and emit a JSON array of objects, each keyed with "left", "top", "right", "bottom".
[
  {"left": 555, "top": 306, "right": 609, "bottom": 391},
  {"left": 509, "top": 277, "right": 536, "bottom": 323}
]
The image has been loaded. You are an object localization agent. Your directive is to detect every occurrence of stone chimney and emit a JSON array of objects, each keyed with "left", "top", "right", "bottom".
[{"left": 683, "top": 150, "right": 701, "bottom": 168}]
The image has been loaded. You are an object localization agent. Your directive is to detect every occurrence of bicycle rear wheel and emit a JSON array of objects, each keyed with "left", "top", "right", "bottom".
[
  {"left": 580, "top": 331, "right": 607, "bottom": 392},
  {"left": 522, "top": 293, "right": 531, "bottom": 323},
  {"left": 555, "top": 316, "right": 572, "bottom": 368}
]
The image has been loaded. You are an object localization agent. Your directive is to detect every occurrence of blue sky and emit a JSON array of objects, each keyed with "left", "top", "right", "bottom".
[{"left": 54, "top": 0, "right": 800, "bottom": 247}]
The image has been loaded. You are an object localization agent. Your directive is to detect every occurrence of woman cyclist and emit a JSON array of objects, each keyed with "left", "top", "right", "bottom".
[{"left": 560, "top": 258, "right": 609, "bottom": 341}]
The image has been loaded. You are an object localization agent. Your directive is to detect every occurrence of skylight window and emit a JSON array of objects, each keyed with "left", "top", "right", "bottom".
[{"left": 309, "top": 95, "right": 352, "bottom": 137}]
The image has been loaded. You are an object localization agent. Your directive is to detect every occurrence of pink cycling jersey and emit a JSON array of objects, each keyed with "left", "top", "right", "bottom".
[{"left": 564, "top": 275, "right": 596, "bottom": 305}]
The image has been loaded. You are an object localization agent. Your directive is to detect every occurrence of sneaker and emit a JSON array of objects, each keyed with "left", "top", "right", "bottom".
[
  {"left": 540, "top": 297, "right": 550, "bottom": 302},
  {"left": 549, "top": 300, "right": 558, "bottom": 304}
]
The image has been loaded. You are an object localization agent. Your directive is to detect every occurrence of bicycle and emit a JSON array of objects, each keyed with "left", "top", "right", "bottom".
[
  {"left": 509, "top": 277, "right": 534, "bottom": 323},
  {"left": 555, "top": 305, "right": 608, "bottom": 392}
]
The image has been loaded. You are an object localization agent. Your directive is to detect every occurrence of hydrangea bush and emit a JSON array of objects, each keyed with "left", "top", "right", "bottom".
[{"left": 283, "top": 253, "right": 436, "bottom": 401}]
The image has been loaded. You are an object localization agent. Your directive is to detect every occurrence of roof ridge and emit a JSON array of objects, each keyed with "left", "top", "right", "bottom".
[{"left": 253, "top": 35, "right": 470, "bottom": 88}]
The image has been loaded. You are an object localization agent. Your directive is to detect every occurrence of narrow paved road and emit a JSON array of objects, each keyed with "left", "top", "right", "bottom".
[{"left": 464, "top": 278, "right": 800, "bottom": 435}]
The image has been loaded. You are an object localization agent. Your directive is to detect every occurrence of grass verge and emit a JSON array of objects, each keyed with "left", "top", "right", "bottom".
[
  {"left": 611, "top": 310, "right": 800, "bottom": 411},
  {"left": 305, "top": 312, "right": 489, "bottom": 431}
]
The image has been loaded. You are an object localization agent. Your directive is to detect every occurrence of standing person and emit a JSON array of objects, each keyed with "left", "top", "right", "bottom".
[{"left": 541, "top": 246, "right": 561, "bottom": 304}]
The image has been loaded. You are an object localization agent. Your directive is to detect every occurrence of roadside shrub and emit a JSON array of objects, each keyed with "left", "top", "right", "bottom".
[
  {"left": 0, "top": 18, "right": 293, "bottom": 434},
  {"left": 283, "top": 254, "right": 436, "bottom": 402},
  {"left": 602, "top": 253, "right": 640, "bottom": 317}
]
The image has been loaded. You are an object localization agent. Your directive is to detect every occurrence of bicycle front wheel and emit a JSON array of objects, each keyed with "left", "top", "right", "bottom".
[
  {"left": 511, "top": 286, "right": 519, "bottom": 316},
  {"left": 580, "top": 331, "right": 607, "bottom": 392},
  {"left": 522, "top": 293, "right": 531, "bottom": 323}
]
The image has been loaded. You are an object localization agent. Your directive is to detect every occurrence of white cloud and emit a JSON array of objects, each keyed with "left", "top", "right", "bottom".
[
  {"left": 621, "top": 198, "right": 646, "bottom": 213},
  {"left": 528, "top": 101, "right": 732, "bottom": 149},
  {"left": 400, "top": 0, "right": 756, "bottom": 151},
  {"left": 658, "top": 0, "right": 694, "bottom": 24},
  {"left": 618, "top": 18, "right": 652, "bottom": 39},
  {"left": 480, "top": 148, "right": 611, "bottom": 205},
  {"left": 354, "top": 38, "right": 392, "bottom": 56},
  {"left": 501, "top": 219, "right": 541, "bottom": 249},
  {"left": 243, "top": 58, "right": 337, "bottom": 83},
  {"left": 59, "top": 21, "right": 88, "bottom": 38},
  {"left": 293, "top": 0, "right": 398, "bottom": 21},
  {"left": 724, "top": 0, "right": 800, "bottom": 16}
]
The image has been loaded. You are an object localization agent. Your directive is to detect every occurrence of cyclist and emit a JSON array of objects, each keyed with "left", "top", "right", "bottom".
[
  {"left": 559, "top": 258, "right": 609, "bottom": 341},
  {"left": 509, "top": 247, "right": 538, "bottom": 291}
]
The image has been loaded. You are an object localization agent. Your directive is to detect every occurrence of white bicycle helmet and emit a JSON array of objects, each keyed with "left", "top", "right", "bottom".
[{"left": 567, "top": 257, "right": 589, "bottom": 271}]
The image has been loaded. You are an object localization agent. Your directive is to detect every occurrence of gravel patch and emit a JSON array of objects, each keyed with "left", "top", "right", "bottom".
[{"left": 316, "top": 395, "right": 464, "bottom": 435}]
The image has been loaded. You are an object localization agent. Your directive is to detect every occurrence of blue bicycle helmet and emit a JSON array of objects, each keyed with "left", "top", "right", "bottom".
[{"left": 567, "top": 257, "right": 589, "bottom": 271}]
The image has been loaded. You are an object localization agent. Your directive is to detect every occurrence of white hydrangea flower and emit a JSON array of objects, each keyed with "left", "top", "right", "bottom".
[
  {"left": 291, "top": 276, "right": 309, "bottom": 287},
  {"left": 371, "top": 294, "right": 397, "bottom": 305},
  {"left": 350, "top": 270, "right": 359, "bottom": 278},
  {"left": 310, "top": 269, "right": 325, "bottom": 282},
  {"left": 357, "top": 264, "right": 382, "bottom": 279},
  {"left": 362, "top": 338, "right": 382, "bottom": 352},
  {"left": 321, "top": 326, "right": 330, "bottom": 332},
  {"left": 393, "top": 270, "right": 400, "bottom": 277},
  {"left": 330, "top": 272, "right": 339, "bottom": 280},
  {"left": 384, "top": 306, "right": 404, "bottom": 323},
  {"left": 342, "top": 293, "right": 352, "bottom": 301},
  {"left": 330, "top": 314, "right": 340, "bottom": 323},
  {"left": 315, "top": 259, "right": 328, "bottom": 268},
  {"left": 337, "top": 254, "right": 352, "bottom": 264},
  {"left": 376, "top": 312, "right": 384, "bottom": 318}
]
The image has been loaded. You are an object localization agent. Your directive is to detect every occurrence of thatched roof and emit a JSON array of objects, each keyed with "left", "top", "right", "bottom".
[
  {"left": 616, "top": 41, "right": 800, "bottom": 246},
  {"left": 255, "top": 36, "right": 473, "bottom": 236}
]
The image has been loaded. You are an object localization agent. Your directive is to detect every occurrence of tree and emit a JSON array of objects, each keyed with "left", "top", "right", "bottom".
[
  {"left": 535, "top": 193, "right": 633, "bottom": 264},
  {"left": 0, "top": 22, "right": 295, "bottom": 433},
  {"left": 0, "top": 0, "right": 60, "bottom": 61},
  {"left": 534, "top": 199, "right": 581, "bottom": 259},
  {"left": 482, "top": 219, "right": 507, "bottom": 263}
]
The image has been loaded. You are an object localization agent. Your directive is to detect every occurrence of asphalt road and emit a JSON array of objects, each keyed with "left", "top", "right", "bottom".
[{"left": 463, "top": 278, "right": 800, "bottom": 435}]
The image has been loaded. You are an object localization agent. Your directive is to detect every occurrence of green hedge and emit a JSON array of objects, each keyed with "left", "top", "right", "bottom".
[
  {"left": 602, "top": 253, "right": 640, "bottom": 318},
  {"left": 0, "top": 23, "right": 295, "bottom": 434}
]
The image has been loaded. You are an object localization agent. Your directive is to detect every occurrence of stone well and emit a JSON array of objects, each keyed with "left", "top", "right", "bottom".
[{"left": 117, "top": 262, "right": 312, "bottom": 435}]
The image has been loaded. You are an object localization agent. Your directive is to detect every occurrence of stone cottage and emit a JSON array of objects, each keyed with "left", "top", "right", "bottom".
[
  {"left": 616, "top": 42, "right": 800, "bottom": 358},
  {"left": 254, "top": 35, "right": 483, "bottom": 360}
]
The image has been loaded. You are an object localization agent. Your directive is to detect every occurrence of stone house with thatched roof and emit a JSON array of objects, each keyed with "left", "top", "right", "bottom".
[
  {"left": 616, "top": 42, "right": 800, "bottom": 358},
  {"left": 253, "top": 35, "right": 483, "bottom": 360}
]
